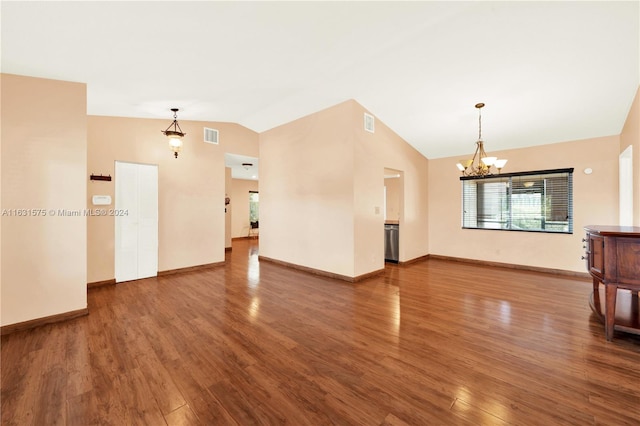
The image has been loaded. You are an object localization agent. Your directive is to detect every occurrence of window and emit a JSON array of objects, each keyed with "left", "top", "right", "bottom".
[
  {"left": 249, "top": 191, "right": 259, "bottom": 224},
  {"left": 461, "top": 168, "right": 573, "bottom": 233}
]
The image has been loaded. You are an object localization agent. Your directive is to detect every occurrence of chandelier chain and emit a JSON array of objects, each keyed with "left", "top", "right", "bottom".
[{"left": 478, "top": 107, "right": 482, "bottom": 140}]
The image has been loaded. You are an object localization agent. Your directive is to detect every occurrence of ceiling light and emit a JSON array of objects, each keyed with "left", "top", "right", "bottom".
[
  {"left": 456, "top": 103, "right": 507, "bottom": 177},
  {"left": 161, "top": 108, "right": 186, "bottom": 158}
]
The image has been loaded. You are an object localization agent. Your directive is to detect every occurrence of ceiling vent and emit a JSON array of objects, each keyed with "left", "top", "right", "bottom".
[
  {"left": 204, "top": 127, "right": 219, "bottom": 144},
  {"left": 364, "top": 113, "right": 375, "bottom": 133}
]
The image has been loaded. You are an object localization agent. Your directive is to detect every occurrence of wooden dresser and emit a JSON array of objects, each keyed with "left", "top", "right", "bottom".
[{"left": 584, "top": 225, "right": 640, "bottom": 341}]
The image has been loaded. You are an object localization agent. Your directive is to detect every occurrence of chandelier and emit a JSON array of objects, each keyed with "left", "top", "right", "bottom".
[
  {"left": 162, "top": 108, "right": 186, "bottom": 158},
  {"left": 456, "top": 103, "right": 507, "bottom": 176}
]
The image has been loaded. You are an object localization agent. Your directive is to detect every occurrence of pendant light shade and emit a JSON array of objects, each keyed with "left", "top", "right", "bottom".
[{"left": 162, "top": 108, "right": 186, "bottom": 158}]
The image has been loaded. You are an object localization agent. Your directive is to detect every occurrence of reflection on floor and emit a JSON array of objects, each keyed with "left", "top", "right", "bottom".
[{"left": 2, "top": 238, "right": 640, "bottom": 425}]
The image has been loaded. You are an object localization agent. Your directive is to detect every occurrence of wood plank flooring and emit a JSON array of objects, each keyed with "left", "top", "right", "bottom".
[{"left": 2, "top": 239, "right": 640, "bottom": 425}]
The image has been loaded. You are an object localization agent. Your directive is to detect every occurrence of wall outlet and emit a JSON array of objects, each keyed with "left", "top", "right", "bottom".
[{"left": 374, "top": 206, "right": 380, "bottom": 215}]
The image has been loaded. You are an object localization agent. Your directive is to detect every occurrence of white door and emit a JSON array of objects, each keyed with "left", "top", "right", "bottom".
[
  {"left": 619, "top": 145, "right": 633, "bottom": 226},
  {"left": 115, "top": 161, "right": 158, "bottom": 282}
]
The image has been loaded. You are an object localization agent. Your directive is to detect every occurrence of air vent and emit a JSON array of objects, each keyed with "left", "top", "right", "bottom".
[
  {"left": 204, "top": 127, "right": 219, "bottom": 144},
  {"left": 364, "top": 113, "right": 375, "bottom": 133}
]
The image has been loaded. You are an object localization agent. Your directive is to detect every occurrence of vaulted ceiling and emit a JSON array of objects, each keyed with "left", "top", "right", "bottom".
[{"left": 2, "top": 1, "right": 638, "bottom": 159}]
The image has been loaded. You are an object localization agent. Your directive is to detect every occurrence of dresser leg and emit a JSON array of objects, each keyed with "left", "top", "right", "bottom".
[
  {"left": 604, "top": 284, "right": 617, "bottom": 341},
  {"left": 592, "top": 278, "right": 602, "bottom": 315}
]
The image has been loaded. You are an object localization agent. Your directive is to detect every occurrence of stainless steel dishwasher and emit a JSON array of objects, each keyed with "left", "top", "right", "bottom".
[{"left": 384, "top": 224, "right": 399, "bottom": 263}]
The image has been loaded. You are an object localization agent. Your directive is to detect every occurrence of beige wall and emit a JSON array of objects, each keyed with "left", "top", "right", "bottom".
[
  {"left": 230, "top": 178, "right": 259, "bottom": 238},
  {"left": 620, "top": 86, "right": 640, "bottom": 225},
  {"left": 260, "top": 101, "right": 356, "bottom": 276},
  {"left": 429, "top": 135, "right": 620, "bottom": 272},
  {"left": 1, "top": 74, "right": 87, "bottom": 326},
  {"left": 353, "top": 109, "right": 384, "bottom": 276},
  {"left": 87, "top": 117, "right": 258, "bottom": 282},
  {"left": 384, "top": 171, "right": 401, "bottom": 222},
  {"left": 260, "top": 100, "right": 429, "bottom": 278},
  {"left": 0, "top": 74, "right": 3, "bottom": 322}
]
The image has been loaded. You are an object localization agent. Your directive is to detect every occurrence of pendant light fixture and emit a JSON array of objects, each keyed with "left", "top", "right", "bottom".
[
  {"left": 162, "top": 108, "right": 186, "bottom": 158},
  {"left": 456, "top": 103, "right": 507, "bottom": 176}
]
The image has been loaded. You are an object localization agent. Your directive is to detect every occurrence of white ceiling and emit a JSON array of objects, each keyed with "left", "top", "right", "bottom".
[
  {"left": 224, "top": 153, "right": 259, "bottom": 181},
  {"left": 2, "top": 1, "right": 638, "bottom": 160}
]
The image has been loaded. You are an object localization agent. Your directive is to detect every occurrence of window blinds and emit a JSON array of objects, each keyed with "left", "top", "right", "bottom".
[{"left": 461, "top": 168, "right": 573, "bottom": 233}]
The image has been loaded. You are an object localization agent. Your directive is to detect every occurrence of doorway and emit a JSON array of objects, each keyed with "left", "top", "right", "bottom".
[
  {"left": 249, "top": 191, "right": 259, "bottom": 238},
  {"left": 384, "top": 168, "right": 403, "bottom": 263},
  {"left": 115, "top": 161, "right": 158, "bottom": 283}
]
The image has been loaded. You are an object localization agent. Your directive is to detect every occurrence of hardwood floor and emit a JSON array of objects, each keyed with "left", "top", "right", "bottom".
[{"left": 2, "top": 239, "right": 640, "bottom": 425}]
